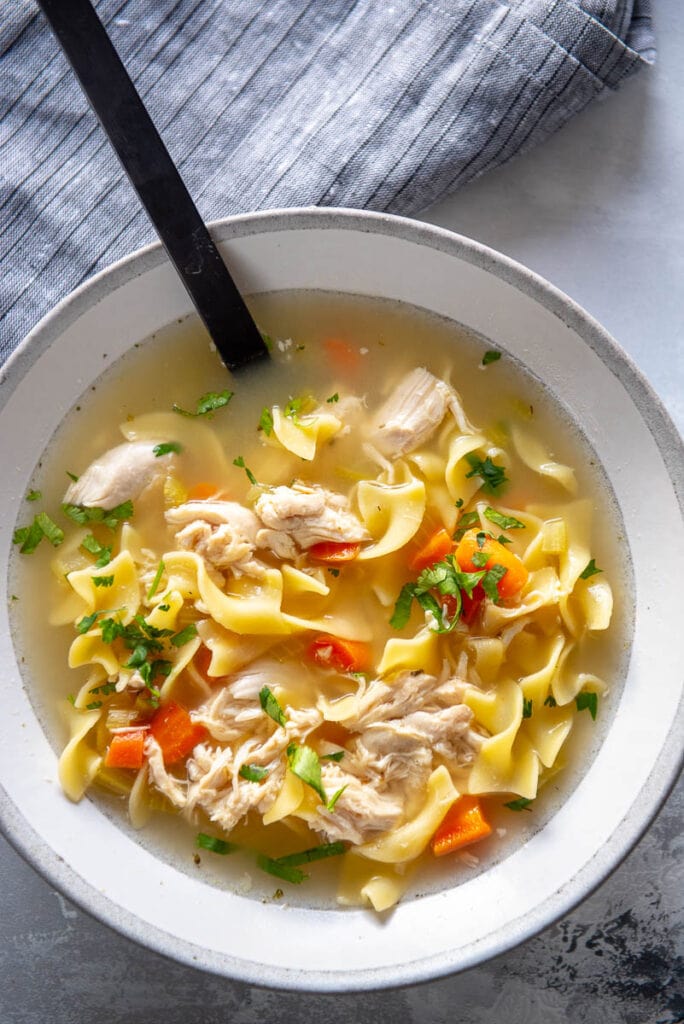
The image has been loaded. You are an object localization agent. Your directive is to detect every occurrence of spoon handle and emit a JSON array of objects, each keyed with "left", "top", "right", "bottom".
[{"left": 36, "top": 0, "right": 268, "bottom": 371}]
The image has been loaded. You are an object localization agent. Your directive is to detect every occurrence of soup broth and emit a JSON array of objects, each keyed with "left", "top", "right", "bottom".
[{"left": 10, "top": 291, "right": 629, "bottom": 909}]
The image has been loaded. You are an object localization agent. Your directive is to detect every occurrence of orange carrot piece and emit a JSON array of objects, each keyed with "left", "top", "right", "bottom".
[
  {"left": 150, "top": 701, "right": 207, "bottom": 765},
  {"left": 409, "top": 528, "right": 455, "bottom": 573},
  {"left": 104, "top": 729, "right": 146, "bottom": 770},
  {"left": 454, "top": 528, "right": 528, "bottom": 599},
  {"left": 308, "top": 541, "right": 361, "bottom": 563},
  {"left": 187, "top": 482, "right": 219, "bottom": 501},
  {"left": 431, "top": 795, "right": 492, "bottom": 857},
  {"left": 307, "top": 634, "right": 371, "bottom": 673},
  {"left": 323, "top": 337, "right": 362, "bottom": 373}
]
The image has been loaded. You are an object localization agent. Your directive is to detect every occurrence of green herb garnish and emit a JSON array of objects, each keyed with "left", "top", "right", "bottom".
[
  {"left": 287, "top": 743, "right": 327, "bottom": 804},
  {"left": 471, "top": 551, "right": 489, "bottom": 568},
  {"left": 321, "top": 751, "right": 345, "bottom": 762},
  {"left": 233, "top": 456, "right": 258, "bottom": 486},
  {"left": 455, "top": 498, "right": 464, "bottom": 509},
  {"left": 258, "top": 407, "right": 274, "bottom": 436},
  {"left": 327, "top": 567, "right": 340, "bottom": 578},
  {"left": 503, "top": 797, "right": 534, "bottom": 812},
  {"left": 543, "top": 694, "right": 557, "bottom": 708},
  {"left": 170, "top": 623, "right": 198, "bottom": 647},
  {"left": 90, "top": 682, "right": 117, "bottom": 696},
  {"left": 81, "top": 534, "right": 112, "bottom": 568},
  {"left": 580, "top": 559, "right": 602, "bottom": 580},
  {"left": 239, "top": 764, "right": 270, "bottom": 782},
  {"left": 271, "top": 841, "right": 346, "bottom": 869},
  {"left": 522, "top": 698, "right": 533, "bottom": 719},
  {"left": 86, "top": 700, "right": 102, "bottom": 710},
  {"left": 482, "top": 350, "right": 501, "bottom": 366},
  {"left": 260, "top": 332, "right": 274, "bottom": 352},
  {"left": 92, "top": 574, "right": 114, "bottom": 588},
  {"left": 26, "top": 489, "right": 42, "bottom": 502},
  {"left": 13, "top": 512, "right": 64, "bottom": 553},
  {"left": 256, "top": 854, "right": 306, "bottom": 884},
  {"left": 484, "top": 507, "right": 525, "bottom": 531},
  {"left": 575, "top": 691, "right": 598, "bottom": 720},
  {"left": 147, "top": 559, "right": 165, "bottom": 600},
  {"left": 152, "top": 441, "right": 182, "bottom": 457},
  {"left": 326, "top": 393, "right": 339, "bottom": 404},
  {"left": 465, "top": 454, "right": 508, "bottom": 492},
  {"left": 259, "top": 686, "right": 287, "bottom": 727},
  {"left": 453, "top": 510, "right": 480, "bottom": 540},
  {"left": 196, "top": 832, "right": 237, "bottom": 855},
  {"left": 62, "top": 500, "right": 133, "bottom": 530},
  {"left": 480, "top": 564, "right": 508, "bottom": 604},
  {"left": 173, "top": 391, "right": 233, "bottom": 418}
]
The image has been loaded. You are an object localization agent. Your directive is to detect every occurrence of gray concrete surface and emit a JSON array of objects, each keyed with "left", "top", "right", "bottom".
[{"left": 1, "top": 0, "right": 682, "bottom": 1020}]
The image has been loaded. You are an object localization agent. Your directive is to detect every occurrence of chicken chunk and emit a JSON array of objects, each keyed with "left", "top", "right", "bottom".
[
  {"left": 165, "top": 500, "right": 264, "bottom": 577},
  {"left": 254, "top": 482, "right": 371, "bottom": 554},
  {"left": 372, "top": 368, "right": 474, "bottom": 458},
  {"left": 64, "top": 440, "right": 174, "bottom": 509}
]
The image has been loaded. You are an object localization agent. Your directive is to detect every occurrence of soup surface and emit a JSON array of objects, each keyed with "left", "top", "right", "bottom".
[{"left": 10, "top": 291, "right": 627, "bottom": 910}]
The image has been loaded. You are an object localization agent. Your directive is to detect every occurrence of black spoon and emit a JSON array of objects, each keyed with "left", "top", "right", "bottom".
[{"left": 36, "top": 0, "right": 269, "bottom": 372}]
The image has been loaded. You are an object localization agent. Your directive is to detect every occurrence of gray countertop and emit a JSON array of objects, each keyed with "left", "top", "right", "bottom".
[{"left": 1, "top": 1, "right": 682, "bottom": 1021}]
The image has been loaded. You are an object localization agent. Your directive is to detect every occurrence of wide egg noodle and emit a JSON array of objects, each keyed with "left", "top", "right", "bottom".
[
  {"left": 444, "top": 432, "right": 487, "bottom": 504},
  {"left": 120, "top": 411, "right": 233, "bottom": 481},
  {"left": 377, "top": 628, "right": 442, "bottom": 677},
  {"left": 58, "top": 705, "right": 103, "bottom": 802},
  {"left": 510, "top": 421, "right": 578, "bottom": 495},
  {"left": 355, "top": 460, "right": 426, "bottom": 561},
  {"left": 355, "top": 766, "right": 458, "bottom": 864},
  {"left": 271, "top": 407, "right": 342, "bottom": 461},
  {"left": 465, "top": 680, "right": 539, "bottom": 799}
]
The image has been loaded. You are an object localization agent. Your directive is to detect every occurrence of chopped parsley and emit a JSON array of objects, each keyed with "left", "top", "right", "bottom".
[
  {"left": 284, "top": 396, "right": 305, "bottom": 423},
  {"left": 26, "top": 489, "right": 42, "bottom": 502},
  {"left": 453, "top": 510, "right": 480, "bottom": 540},
  {"left": 496, "top": 534, "right": 513, "bottom": 545},
  {"left": 172, "top": 390, "right": 233, "bottom": 418},
  {"left": 89, "top": 681, "right": 117, "bottom": 696},
  {"left": 580, "top": 559, "right": 603, "bottom": 580},
  {"left": 66, "top": 471, "right": 79, "bottom": 482},
  {"left": 170, "top": 623, "right": 198, "bottom": 647},
  {"left": 480, "top": 563, "right": 508, "bottom": 603},
  {"left": 152, "top": 441, "right": 182, "bottom": 457},
  {"left": 92, "top": 574, "right": 114, "bottom": 588},
  {"left": 239, "top": 764, "right": 270, "bottom": 782},
  {"left": 233, "top": 456, "right": 258, "bottom": 486},
  {"left": 326, "top": 785, "right": 347, "bottom": 811},
  {"left": 260, "top": 331, "right": 274, "bottom": 352},
  {"left": 543, "top": 694, "right": 557, "bottom": 708},
  {"left": 484, "top": 507, "right": 525, "bottom": 531},
  {"left": 13, "top": 512, "right": 64, "bottom": 553},
  {"left": 147, "top": 559, "right": 165, "bottom": 600},
  {"left": 327, "top": 567, "right": 340, "bottom": 578},
  {"left": 76, "top": 612, "right": 99, "bottom": 634},
  {"left": 321, "top": 751, "right": 345, "bottom": 762},
  {"left": 196, "top": 832, "right": 237, "bottom": 855},
  {"left": 86, "top": 700, "right": 102, "bottom": 710},
  {"left": 258, "top": 407, "right": 274, "bottom": 436},
  {"left": 522, "top": 698, "right": 533, "bottom": 719},
  {"left": 287, "top": 743, "right": 326, "bottom": 804},
  {"left": 259, "top": 686, "right": 287, "bottom": 727},
  {"left": 503, "top": 797, "right": 534, "bottom": 812},
  {"left": 81, "top": 534, "right": 112, "bottom": 568},
  {"left": 62, "top": 500, "right": 133, "bottom": 530},
  {"left": 465, "top": 454, "right": 508, "bottom": 492},
  {"left": 575, "top": 691, "right": 598, "bottom": 720},
  {"left": 471, "top": 551, "right": 489, "bottom": 568},
  {"left": 256, "top": 854, "right": 306, "bottom": 885},
  {"left": 482, "top": 350, "right": 502, "bottom": 366},
  {"left": 326, "top": 393, "right": 339, "bottom": 404}
]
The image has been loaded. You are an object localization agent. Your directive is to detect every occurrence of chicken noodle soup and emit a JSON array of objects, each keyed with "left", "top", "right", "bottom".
[{"left": 11, "top": 292, "right": 620, "bottom": 911}]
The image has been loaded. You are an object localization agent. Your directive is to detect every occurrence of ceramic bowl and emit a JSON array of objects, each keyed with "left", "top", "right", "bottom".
[{"left": 1, "top": 208, "right": 682, "bottom": 991}]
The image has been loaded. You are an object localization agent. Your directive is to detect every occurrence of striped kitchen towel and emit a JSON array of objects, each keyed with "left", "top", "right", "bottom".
[{"left": 0, "top": 0, "right": 655, "bottom": 361}]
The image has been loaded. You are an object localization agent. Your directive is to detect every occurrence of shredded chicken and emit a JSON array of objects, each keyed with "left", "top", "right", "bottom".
[
  {"left": 254, "top": 482, "right": 371, "bottom": 554},
  {"left": 372, "top": 368, "right": 475, "bottom": 458},
  {"left": 145, "top": 659, "right": 483, "bottom": 847},
  {"left": 165, "top": 500, "right": 265, "bottom": 577},
  {"left": 64, "top": 440, "right": 173, "bottom": 509}
]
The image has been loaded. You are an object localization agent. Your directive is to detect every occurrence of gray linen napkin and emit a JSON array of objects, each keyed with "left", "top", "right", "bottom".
[{"left": 0, "top": 0, "right": 655, "bottom": 362}]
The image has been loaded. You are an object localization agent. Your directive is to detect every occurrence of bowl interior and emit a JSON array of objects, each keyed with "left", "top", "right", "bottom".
[{"left": 0, "top": 209, "right": 682, "bottom": 990}]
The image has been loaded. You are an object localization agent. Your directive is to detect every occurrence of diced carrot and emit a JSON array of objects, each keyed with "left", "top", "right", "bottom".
[
  {"left": 431, "top": 795, "right": 492, "bottom": 857},
  {"left": 307, "top": 634, "right": 371, "bottom": 673},
  {"left": 409, "top": 528, "right": 455, "bottom": 573},
  {"left": 454, "top": 528, "right": 528, "bottom": 599},
  {"left": 104, "top": 729, "right": 146, "bottom": 770},
  {"left": 187, "top": 482, "right": 219, "bottom": 501},
  {"left": 323, "top": 337, "right": 362, "bottom": 373},
  {"left": 150, "top": 701, "right": 207, "bottom": 765},
  {"left": 308, "top": 541, "right": 361, "bottom": 563}
]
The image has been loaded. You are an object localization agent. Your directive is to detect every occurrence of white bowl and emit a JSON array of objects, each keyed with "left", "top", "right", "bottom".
[{"left": 1, "top": 208, "right": 682, "bottom": 991}]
